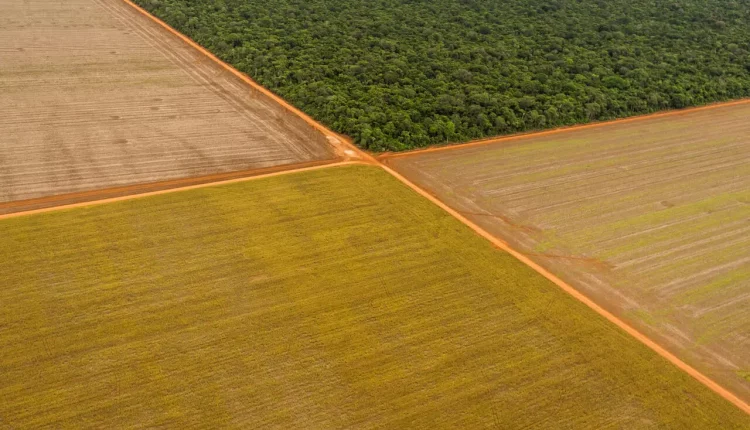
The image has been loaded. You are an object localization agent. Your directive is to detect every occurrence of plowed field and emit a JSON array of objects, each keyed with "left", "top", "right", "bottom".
[
  {"left": 0, "top": 0, "right": 334, "bottom": 205},
  {"left": 386, "top": 102, "right": 750, "bottom": 400}
]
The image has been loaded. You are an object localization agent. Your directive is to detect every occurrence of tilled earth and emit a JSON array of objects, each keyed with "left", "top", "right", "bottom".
[
  {"left": 0, "top": 0, "right": 334, "bottom": 205},
  {"left": 387, "top": 102, "right": 750, "bottom": 400}
]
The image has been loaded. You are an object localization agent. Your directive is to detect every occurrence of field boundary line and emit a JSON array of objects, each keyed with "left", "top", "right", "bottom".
[
  {"left": 0, "top": 159, "right": 338, "bottom": 216},
  {"left": 108, "top": 0, "right": 748, "bottom": 413},
  {"left": 0, "top": 161, "right": 364, "bottom": 220},
  {"left": 379, "top": 164, "right": 750, "bottom": 414},
  {"left": 119, "top": 0, "right": 375, "bottom": 164},
  {"left": 379, "top": 98, "right": 750, "bottom": 160}
]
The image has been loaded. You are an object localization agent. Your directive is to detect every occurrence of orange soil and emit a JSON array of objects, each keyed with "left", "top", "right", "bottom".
[
  {"left": 8, "top": 0, "right": 745, "bottom": 415},
  {"left": 0, "top": 161, "right": 362, "bottom": 221},
  {"left": 0, "top": 159, "right": 344, "bottom": 216}
]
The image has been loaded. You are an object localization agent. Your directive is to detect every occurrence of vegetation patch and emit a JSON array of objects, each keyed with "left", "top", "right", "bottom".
[{"left": 135, "top": 0, "right": 750, "bottom": 150}]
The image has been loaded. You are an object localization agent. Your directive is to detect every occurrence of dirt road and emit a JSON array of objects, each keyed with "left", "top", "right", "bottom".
[{"left": 1, "top": 0, "right": 747, "bottom": 415}]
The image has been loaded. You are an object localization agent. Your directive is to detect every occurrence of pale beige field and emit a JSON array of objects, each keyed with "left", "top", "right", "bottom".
[
  {"left": 386, "top": 102, "right": 750, "bottom": 400},
  {"left": 0, "top": 0, "right": 334, "bottom": 205}
]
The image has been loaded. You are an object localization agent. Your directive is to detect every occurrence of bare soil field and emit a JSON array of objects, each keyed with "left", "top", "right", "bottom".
[
  {"left": 385, "top": 102, "right": 750, "bottom": 400},
  {"left": 0, "top": 0, "right": 335, "bottom": 206},
  {"left": 1, "top": 165, "right": 747, "bottom": 427}
]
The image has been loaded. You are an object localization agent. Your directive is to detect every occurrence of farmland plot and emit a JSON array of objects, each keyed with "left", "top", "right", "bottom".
[
  {"left": 386, "top": 102, "right": 750, "bottom": 400},
  {"left": 0, "top": 0, "right": 334, "bottom": 208},
  {"left": 0, "top": 165, "right": 747, "bottom": 428}
]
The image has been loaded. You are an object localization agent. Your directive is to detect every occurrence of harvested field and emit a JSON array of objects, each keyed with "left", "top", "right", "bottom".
[
  {"left": 385, "top": 102, "right": 750, "bottom": 400},
  {"left": 0, "top": 0, "right": 334, "bottom": 206},
  {"left": 0, "top": 165, "right": 747, "bottom": 428}
]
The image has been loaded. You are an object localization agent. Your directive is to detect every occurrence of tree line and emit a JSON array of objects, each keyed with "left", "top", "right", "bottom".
[{"left": 136, "top": 0, "right": 750, "bottom": 151}]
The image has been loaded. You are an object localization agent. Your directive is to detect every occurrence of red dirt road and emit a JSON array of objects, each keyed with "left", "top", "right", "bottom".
[
  {"left": 0, "top": 159, "right": 344, "bottom": 216},
  {"left": 0, "top": 161, "right": 362, "bottom": 221}
]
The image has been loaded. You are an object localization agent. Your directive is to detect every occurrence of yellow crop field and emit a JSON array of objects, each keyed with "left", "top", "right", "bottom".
[{"left": 0, "top": 165, "right": 746, "bottom": 428}]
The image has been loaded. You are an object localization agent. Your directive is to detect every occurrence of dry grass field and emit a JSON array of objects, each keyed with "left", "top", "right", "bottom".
[
  {"left": 0, "top": 0, "right": 334, "bottom": 205},
  {"left": 386, "top": 102, "right": 750, "bottom": 400},
  {"left": 0, "top": 165, "right": 747, "bottom": 428}
]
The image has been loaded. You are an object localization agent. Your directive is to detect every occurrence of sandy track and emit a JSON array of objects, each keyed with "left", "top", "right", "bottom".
[
  {"left": 0, "top": 0, "right": 335, "bottom": 205},
  {"left": 386, "top": 102, "right": 750, "bottom": 404}
]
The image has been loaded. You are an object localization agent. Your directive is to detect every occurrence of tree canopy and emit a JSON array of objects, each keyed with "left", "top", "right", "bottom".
[{"left": 136, "top": 0, "right": 750, "bottom": 151}]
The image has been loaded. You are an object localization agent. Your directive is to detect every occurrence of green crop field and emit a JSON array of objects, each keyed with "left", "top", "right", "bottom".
[{"left": 0, "top": 165, "right": 746, "bottom": 428}]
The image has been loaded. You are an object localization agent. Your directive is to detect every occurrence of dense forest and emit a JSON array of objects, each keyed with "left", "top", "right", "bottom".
[{"left": 135, "top": 0, "right": 750, "bottom": 151}]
